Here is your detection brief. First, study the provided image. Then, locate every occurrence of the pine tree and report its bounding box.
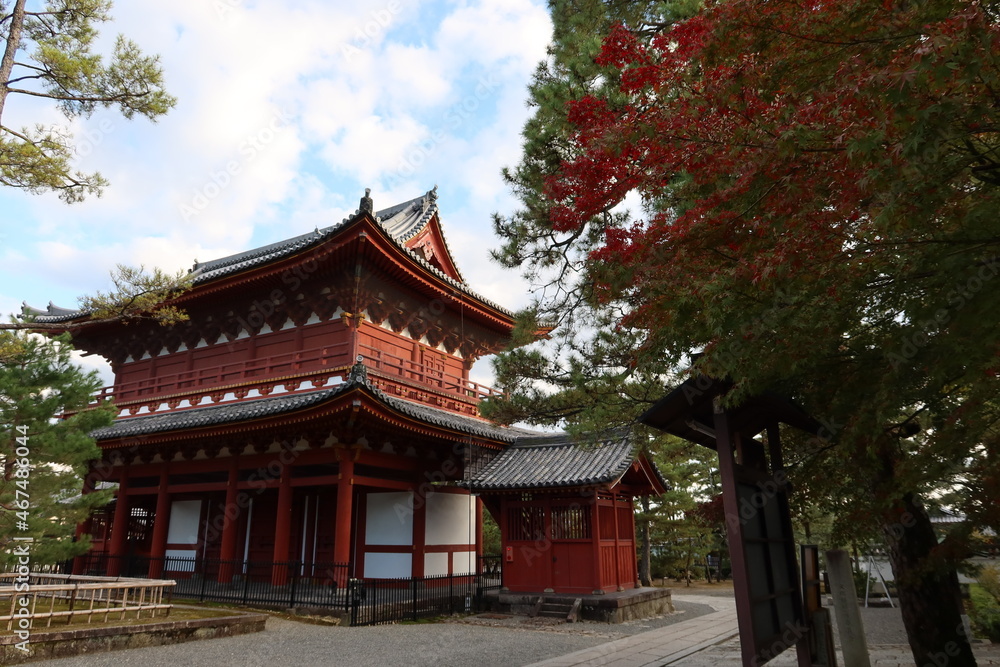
[0,331,114,565]
[0,0,175,201]
[493,0,998,662]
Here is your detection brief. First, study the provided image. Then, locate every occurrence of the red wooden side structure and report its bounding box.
[468,433,667,595]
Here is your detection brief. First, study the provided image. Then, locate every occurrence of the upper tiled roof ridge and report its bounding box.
[511,426,632,448]
[192,228,328,274]
[22,187,513,324]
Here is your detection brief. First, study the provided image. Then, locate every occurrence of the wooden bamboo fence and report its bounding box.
[0,573,175,630]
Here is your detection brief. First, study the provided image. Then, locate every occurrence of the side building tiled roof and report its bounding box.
[91,361,532,444]
[465,430,641,491]
[22,187,506,324]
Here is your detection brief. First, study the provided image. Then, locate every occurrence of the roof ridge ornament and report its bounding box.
[359,188,374,214]
[348,355,368,384]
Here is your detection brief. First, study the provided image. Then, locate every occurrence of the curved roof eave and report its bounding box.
[91,362,534,445]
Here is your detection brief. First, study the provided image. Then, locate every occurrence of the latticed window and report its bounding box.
[507,506,545,541]
[550,506,591,540]
[127,506,154,543]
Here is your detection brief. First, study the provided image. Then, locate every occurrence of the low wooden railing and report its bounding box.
[84,343,500,419]
[0,573,174,629]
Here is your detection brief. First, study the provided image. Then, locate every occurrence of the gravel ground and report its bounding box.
[444,599,718,641]
[34,618,608,667]
[34,593,718,667]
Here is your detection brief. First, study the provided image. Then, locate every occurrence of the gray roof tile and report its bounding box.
[24,188,507,324]
[466,430,637,490]
[91,362,531,443]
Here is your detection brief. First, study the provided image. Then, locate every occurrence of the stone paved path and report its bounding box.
[527,595,739,667]
[527,592,1000,667]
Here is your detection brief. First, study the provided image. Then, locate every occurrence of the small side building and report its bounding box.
[468,431,673,622]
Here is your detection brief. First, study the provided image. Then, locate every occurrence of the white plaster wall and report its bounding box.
[452,550,475,575]
[166,500,202,544]
[425,492,474,546]
[364,552,412,579]
[365,491,413,546]
[424,552,450,577]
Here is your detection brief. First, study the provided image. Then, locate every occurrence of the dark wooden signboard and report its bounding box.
[641,376,820,666]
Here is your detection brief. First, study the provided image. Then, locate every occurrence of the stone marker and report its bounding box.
[826,549,871,667]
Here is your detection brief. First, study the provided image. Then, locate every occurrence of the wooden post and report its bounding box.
[475,497,484,560]
[412,488,426,578]
[612,490,623,591]
[591,491,603,593]
[107,467,130,577]
[148,466,171,579]
[712,402,757,667]
[218,457,240,583]
[271,458,293,586]
[334,450,354,585]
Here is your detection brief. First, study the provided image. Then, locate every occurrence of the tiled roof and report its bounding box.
[91,387,341,440]
[20,301,86,323]
[23,188,508,324]
[465,430,638,490]
[91,362,530,443]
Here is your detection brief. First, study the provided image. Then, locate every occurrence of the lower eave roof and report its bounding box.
[90,362,531,444]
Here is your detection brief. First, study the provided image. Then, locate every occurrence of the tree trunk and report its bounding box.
[884,492,976,666]
[685,535,692,586]
[0,0,28,120]
[638,496,652,586]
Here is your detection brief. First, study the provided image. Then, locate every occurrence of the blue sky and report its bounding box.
[0,0,552,387]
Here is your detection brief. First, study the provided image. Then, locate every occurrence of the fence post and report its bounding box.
[450,574,454,615]
[200,558,209,601]
[289,561,299,608]
[344,563,352,616]
[242,562,251,606]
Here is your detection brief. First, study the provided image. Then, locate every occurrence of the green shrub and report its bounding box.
[853,570,877,598]
[980,564,1000,600]
[968,583,1000,642]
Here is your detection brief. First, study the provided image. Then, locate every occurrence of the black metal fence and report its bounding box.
[26,553,503,626]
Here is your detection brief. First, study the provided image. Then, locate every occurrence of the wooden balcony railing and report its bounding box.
[85,342,500,419]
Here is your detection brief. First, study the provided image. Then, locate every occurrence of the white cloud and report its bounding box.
[0,0,554,393]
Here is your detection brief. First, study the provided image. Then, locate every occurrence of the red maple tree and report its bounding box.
[540,0,999,663]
